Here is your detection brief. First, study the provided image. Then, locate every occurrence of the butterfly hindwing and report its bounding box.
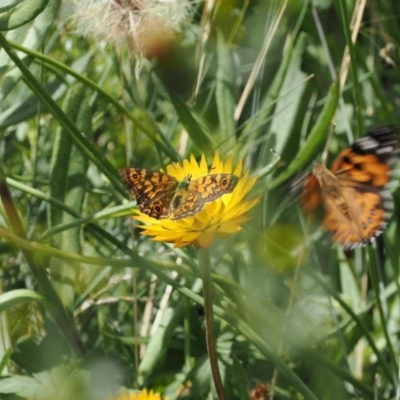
[168,174,238,220]
[169,190,204,220]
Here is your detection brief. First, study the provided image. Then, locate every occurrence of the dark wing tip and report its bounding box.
[355,125,399,163]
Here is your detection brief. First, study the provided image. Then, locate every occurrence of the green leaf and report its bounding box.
[189,356,211,398]
[216,31,236,151]
[0,289,45,313]
[268,80,339,189]
[239,38,295,160]
[172,97,212,152]
[231,356,248,400]
[0,52,92,129]
[0,0,60,98]
[0,376,44,397]
[48,83,92,308]
[0,0,49,31]
[138,292,185,384]
[268,33,308,156]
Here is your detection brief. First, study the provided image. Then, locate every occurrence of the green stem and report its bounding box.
[184,297,192,369]
[198,247,226,400]
[0,166,85,357]
[367,245,398,384]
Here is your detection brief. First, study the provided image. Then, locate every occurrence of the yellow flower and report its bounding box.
[135,154,259,248]
[109,388,168,400]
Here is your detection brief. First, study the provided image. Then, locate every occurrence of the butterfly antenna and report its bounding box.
[321,122,337,166]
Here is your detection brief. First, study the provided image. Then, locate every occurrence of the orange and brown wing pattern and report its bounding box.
[310,126,398,248]
[298,174,322,213]
[190,174,239,202]
[119,168,178,219]
[331,125,396,187]
[169,173,239,220]
[119,169,239,221]
[322,186,387,246]
[169,191,204,220]
[290,171,323,220]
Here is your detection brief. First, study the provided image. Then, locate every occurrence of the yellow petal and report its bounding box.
[196,231,216,248]
[217,221,242,234]
[233,160,243,176]
[181,231,202,242]
[223,156,232,173]
[199,154,208,175]
[211,153,223,172]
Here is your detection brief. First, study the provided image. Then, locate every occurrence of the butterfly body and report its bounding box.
[313,163,352,218]
[297,126,398,248]
[119,168,239,220]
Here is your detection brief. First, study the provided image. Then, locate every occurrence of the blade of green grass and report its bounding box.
[268,80,339,189]
[0,33,125,194]
[0,0,49,31]
[5,38,177,161]
[0,289,45,312]
[0,0,60,98]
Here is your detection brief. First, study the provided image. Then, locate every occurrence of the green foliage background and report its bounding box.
[0,0,400,399]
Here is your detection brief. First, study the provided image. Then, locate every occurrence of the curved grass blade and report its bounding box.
[7,40,177,160]
[0,289,45,313]
[0,33,124,193]
[0,0,49,31]
[0,0,60,98]
[268,80,339,189]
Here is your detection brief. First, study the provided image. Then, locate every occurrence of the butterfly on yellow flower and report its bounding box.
[119,168,239,220]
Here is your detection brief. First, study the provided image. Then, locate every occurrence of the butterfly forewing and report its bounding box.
[119,168,178,219]
[331,125,397,186]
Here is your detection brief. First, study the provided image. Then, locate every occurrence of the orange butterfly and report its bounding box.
[294,126,398,248]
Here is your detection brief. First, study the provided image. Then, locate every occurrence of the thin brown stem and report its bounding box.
[198,247,226,400]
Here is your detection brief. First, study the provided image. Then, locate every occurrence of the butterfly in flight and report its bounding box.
[119,168,239,220]
[293,126,398,248]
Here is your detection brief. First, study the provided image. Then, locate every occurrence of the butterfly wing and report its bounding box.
[331,125,396,185]
[169,174,239,220]
[169,190,205,220]
[292,173,322,213]
[315,126,398,247]
[190,174,239,202]
[322,184,389,246]
[119,168,178,219]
